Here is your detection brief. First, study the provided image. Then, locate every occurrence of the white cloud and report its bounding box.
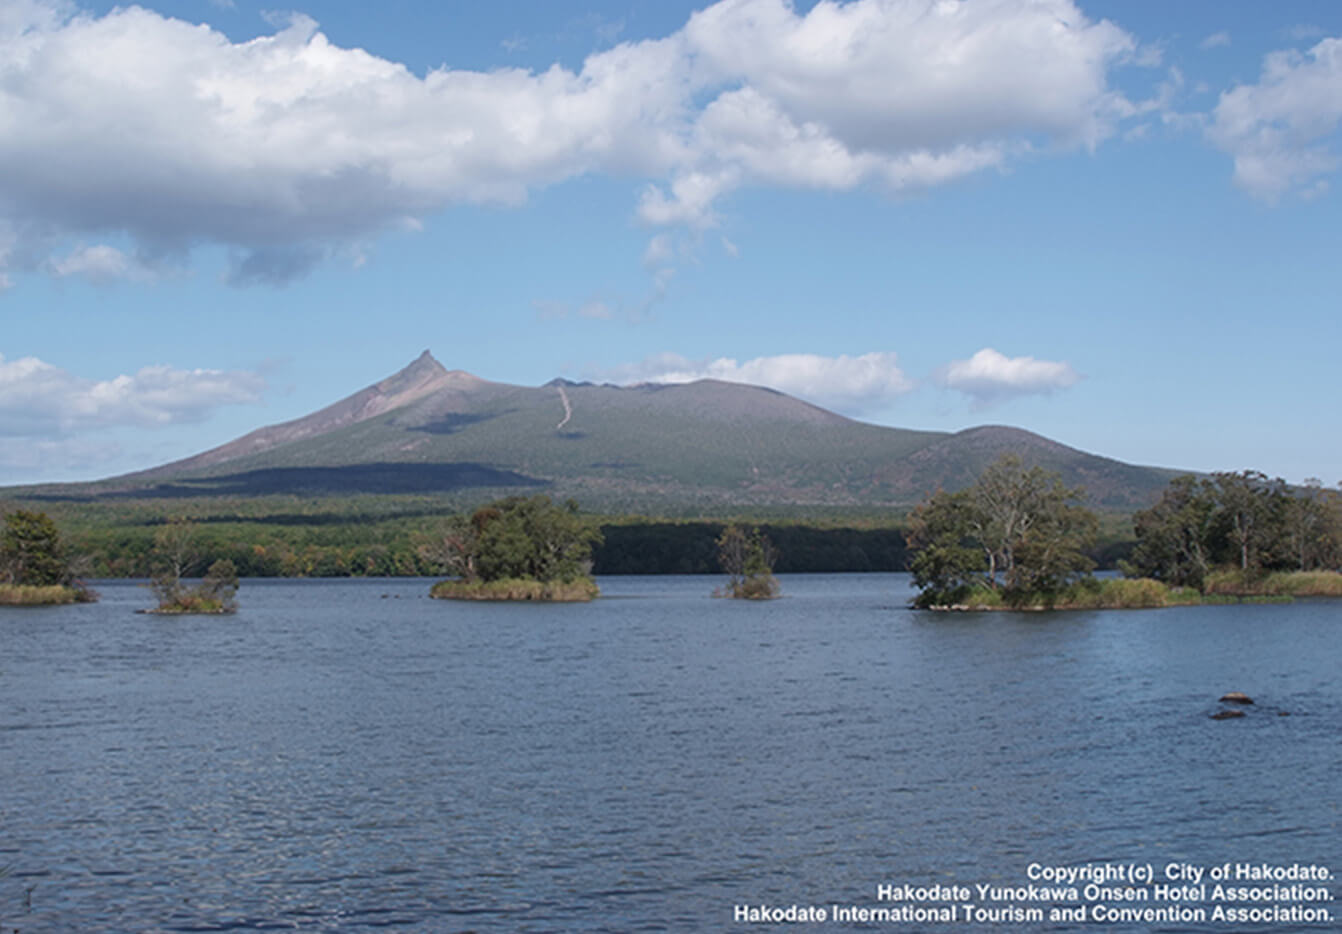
[0,353,266,437]
[0,0,1143,286]
[936,348,1080,407]
[1200,32,1231,51]
[637,170,739,228]
[48,244,154,284]
[602,350,913,412]
[1208,38,1342,200]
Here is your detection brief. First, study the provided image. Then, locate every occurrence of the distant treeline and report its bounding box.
[63,520,914,577]
[49,514,1139,579]
[594,523,911,574]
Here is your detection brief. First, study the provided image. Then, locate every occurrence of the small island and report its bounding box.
[425,495,602,602]
[144,518,239,614]
[713,523,780,599]
[907,458,1342,610]
[1,509,96,606]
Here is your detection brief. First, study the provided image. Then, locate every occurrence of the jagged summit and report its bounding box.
[398,349,448,380]
[374,350,487,398]
[128,350,491,479]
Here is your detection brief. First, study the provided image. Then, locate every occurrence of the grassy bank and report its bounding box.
[930,572,1342,611]
[934,578,1205,611]
[1204,569,1342,597]
[430,577,599,602]
[0,583,96,606]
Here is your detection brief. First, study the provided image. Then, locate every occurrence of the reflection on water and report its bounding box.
[1,575,1338,931]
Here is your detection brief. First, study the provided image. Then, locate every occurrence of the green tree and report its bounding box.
[1125,470,1339,587]
[1123,475,1219,589]
[1009,500,1098,597]
[906,489,986,607]
[716,524,779,599]
[905,456,1096,607]
[1282,478,1340,571]
[418,514,479,580]
[1213,470,1287,572]
[1,510,70,586]
[439,496,602,584]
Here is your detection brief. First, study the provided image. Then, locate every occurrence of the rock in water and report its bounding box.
[1210,709,1246,720]
[1219,692,1254,705]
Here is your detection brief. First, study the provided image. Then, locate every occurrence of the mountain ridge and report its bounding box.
[9,351,1177,512]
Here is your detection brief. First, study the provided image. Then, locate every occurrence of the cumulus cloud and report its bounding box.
[936,348,1080,408]
[0,0,1143,286]
[1200,32,1231,51]
[1208,37,1342,200]
[602,350,913,412]
[0,353,266,437]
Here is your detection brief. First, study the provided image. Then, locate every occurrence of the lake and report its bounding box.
[1,575,1338,931]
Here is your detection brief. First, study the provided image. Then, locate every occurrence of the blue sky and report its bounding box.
[2,0,1341,487]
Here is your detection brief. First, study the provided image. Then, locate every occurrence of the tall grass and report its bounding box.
[0,583,95,606]
[930,578,1201,611]
[1058,578,1202,609]
[1204,569,1342,597]
[929,571,1342,611]
[430,577,599,602]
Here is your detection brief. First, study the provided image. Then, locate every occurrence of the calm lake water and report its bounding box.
[1,575,1338,932]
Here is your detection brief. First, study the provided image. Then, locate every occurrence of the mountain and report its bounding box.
[18,351,1176,512]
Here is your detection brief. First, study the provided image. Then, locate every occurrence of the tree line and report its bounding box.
[24,510,914,578]
[906,458,1342,608]
[1122,471,1341,588]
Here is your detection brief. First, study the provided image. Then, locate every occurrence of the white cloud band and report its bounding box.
[0,0,1141,285]
[0,353,266,436]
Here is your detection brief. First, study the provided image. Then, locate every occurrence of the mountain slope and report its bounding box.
[18,352,1176,511]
